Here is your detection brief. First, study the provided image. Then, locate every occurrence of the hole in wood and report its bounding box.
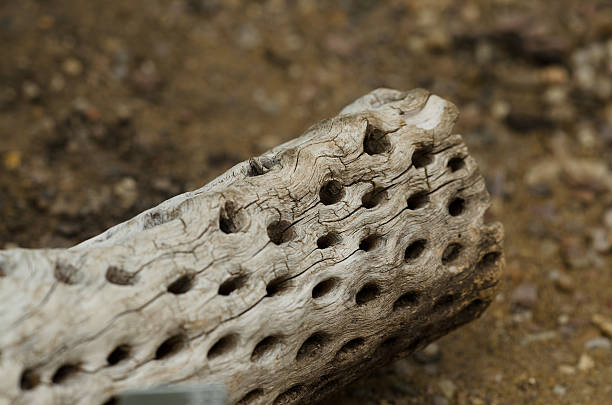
[377,336,399,354]
[238,388,265,405]
[461,299,487,317]
[218,275,246,296]
[477,251,502,271]
[296,332,330,361]
[448,156,465,172]
[273,385,306,405]
[219,201,243,234]
[441,243,463,264]
[266,277,289,297]
[54,263,80,285]
[167,273,194,295]
[105,266,136,286]
[393,291,420,310]
[106,344,131,366]
[407,191,429,210]
[359,234,381,252]
[155,333,186,360]
[143,210,179,230]
[312,278,338,299]
[319,180,344,205]
[363,124,390,155]
[335,337,366,361]
[316,232,341,249]
[101,397,119,405]
[361,186,387,209]
[251,336,282,362]
[448,197,466,216]
[246,157,277,177]
[19,368,40,390]
[51,364,79,384]
[208,334,237,360]
[433,294,456,311]
[355,282,381,305]
[267,220,294,245]
[404,239,427,262]
[412,145,434,168]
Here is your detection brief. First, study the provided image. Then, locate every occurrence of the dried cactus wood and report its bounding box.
[0,88,504,405]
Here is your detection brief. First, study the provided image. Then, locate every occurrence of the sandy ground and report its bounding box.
[2,1,612,404]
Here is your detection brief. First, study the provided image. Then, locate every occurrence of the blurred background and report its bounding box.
[1,0,612,404]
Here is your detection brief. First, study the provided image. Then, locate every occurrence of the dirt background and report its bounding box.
[2,0,612,404]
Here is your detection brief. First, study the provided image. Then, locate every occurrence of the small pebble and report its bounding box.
[520,331,558,346]
[577,353,595,371]
[414,343,441,364]
[591,227,612,253]
[62,57,83,76]
[559,365,576,375]
[552,385,567,396]
[113,177,139,209]
[510,283,538,311]
[550,270,575,293]
[592,314,612,338]
[585,337,611,350]
[438,379,456,399]
[22,81,40,100]
[3,150,21,170]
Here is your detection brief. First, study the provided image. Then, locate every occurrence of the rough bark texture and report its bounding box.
[0,88,504,405]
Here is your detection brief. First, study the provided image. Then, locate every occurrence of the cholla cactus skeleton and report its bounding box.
[0,88,504,405]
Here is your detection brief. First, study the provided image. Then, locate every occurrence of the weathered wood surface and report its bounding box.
[0,88,504,405]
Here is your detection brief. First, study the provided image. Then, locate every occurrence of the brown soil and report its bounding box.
[2,1,612,404]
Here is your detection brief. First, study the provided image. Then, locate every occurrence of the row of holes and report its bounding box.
[51,155,466,287]
[236,252,499,405]
[30,248,500,397]
[25,246,500,396]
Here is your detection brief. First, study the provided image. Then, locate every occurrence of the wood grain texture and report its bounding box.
[0,88,504,405]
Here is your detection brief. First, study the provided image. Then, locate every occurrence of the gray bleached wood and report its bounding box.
[0,88,504,405]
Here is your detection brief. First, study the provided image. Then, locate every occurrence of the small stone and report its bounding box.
[550,270,574,293]
[3,150,21,170]
[559,365,576,375]
[113,177,139,209]
[22,81,41,100]
[438,379,456,399]
[470,398,486,405]
[585,337,611,350]
[558,314,570,326]
[520,331,558,345]
[552,385,567,396]
[491,100,510,120]
[50,74,65,92]
[236,24,261,50]
[577,353,595,371]
[592,314,612,338]
[561,237,590,270]
[62,58,83,76]
[592,227,612,253]
[414,343,441,364]
[539,66,569,84]
[510,283,538,311]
